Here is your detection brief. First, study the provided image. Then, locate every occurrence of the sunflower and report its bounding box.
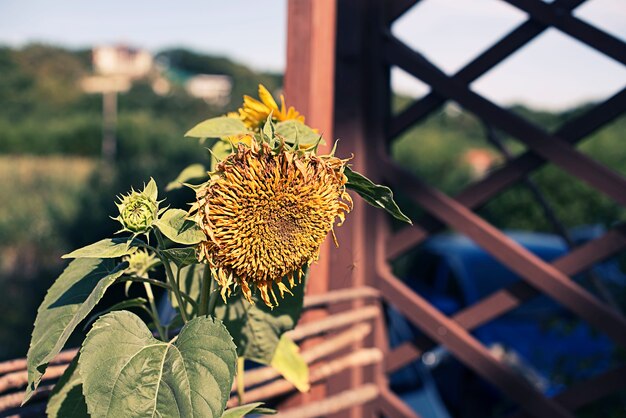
[237,84,305,130]
[191,137,352,307]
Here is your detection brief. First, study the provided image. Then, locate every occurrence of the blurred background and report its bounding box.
[0,0,624,416]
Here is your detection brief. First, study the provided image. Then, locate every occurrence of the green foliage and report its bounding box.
[185,116,249,138]
[156,208,206,245]
[166,163,208,191]
[46,355,88,418]
[62,237,141,259]
[390,100,626,232]
[25,258,127,401]
[222,403,276,417]
[80,311,237,418]
[169,263,203,316]
[274,120,321,146]
[345,167,412,224]
[161,247,198,268]
[10,42,624,418]
[214,276,306,364]
[271,335,310,392]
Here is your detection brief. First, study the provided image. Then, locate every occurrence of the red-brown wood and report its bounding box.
[284,0,626,416]
[284,0,338,409]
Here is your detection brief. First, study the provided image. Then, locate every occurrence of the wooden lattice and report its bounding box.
[286,1,626,417]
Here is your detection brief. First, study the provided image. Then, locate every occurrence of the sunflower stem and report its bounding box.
[236,357,245,405]
[207,286,219,317]
[119,276,198,311]
[143,281,166,341]
[154,229,189,323]
[198,265,212,316]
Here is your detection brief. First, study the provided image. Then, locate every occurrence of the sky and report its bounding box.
[0,0,624,110]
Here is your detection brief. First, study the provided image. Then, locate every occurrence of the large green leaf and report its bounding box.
[156,208,206,245]
[222,403,276,418]
[185,116,249,138]
[166,163,208,191]
[214,274,306,364]
[62,237,141,259]
[46,355,88,418]
[271,335,309,392]
[275,120,323,147]
[83,297,148,331]
[345,167,412,224]
[24,258,127,403]
[80,311,237,418]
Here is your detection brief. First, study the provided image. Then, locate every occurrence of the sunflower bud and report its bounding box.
[123,249,159,276]
[114,178,160,235]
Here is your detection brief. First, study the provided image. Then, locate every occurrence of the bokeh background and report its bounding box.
[0,2,625,415]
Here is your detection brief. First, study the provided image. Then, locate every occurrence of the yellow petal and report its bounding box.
[258,84,279,112]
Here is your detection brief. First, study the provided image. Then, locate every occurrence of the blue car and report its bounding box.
[387,227,625,417]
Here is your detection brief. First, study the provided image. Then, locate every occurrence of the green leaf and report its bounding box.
[275,120,324,147]
[161,247,198,268]
[186,116,249,138]
[62,237,142,259]
[156,208,206,245]
[83,297,148,331]
[46,355,89,418]
[345,167,412,224]
[214,272,307,364]
[80,311,237,418]
[166,164,208,191]
[24,258,127,403]
[222,403,276,418]
[271,335,310,392]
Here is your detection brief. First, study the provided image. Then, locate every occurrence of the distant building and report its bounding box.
[463,148,500,178]
[93,45,153,79]
[185,74,232,106]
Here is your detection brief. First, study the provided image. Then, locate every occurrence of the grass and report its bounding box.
[0,156,97,359]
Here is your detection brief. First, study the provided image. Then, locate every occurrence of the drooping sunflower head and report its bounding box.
[236,84,304,130]
[191,137,352,307]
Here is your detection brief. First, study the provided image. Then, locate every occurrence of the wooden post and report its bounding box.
[284,0,338,408]
[285,1,390,416]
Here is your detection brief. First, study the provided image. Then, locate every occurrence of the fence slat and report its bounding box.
[387,225,626,372]
[385,34,626,208]
[387,88,626,259]
[389,0,586,138]
[378,267,572,418]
